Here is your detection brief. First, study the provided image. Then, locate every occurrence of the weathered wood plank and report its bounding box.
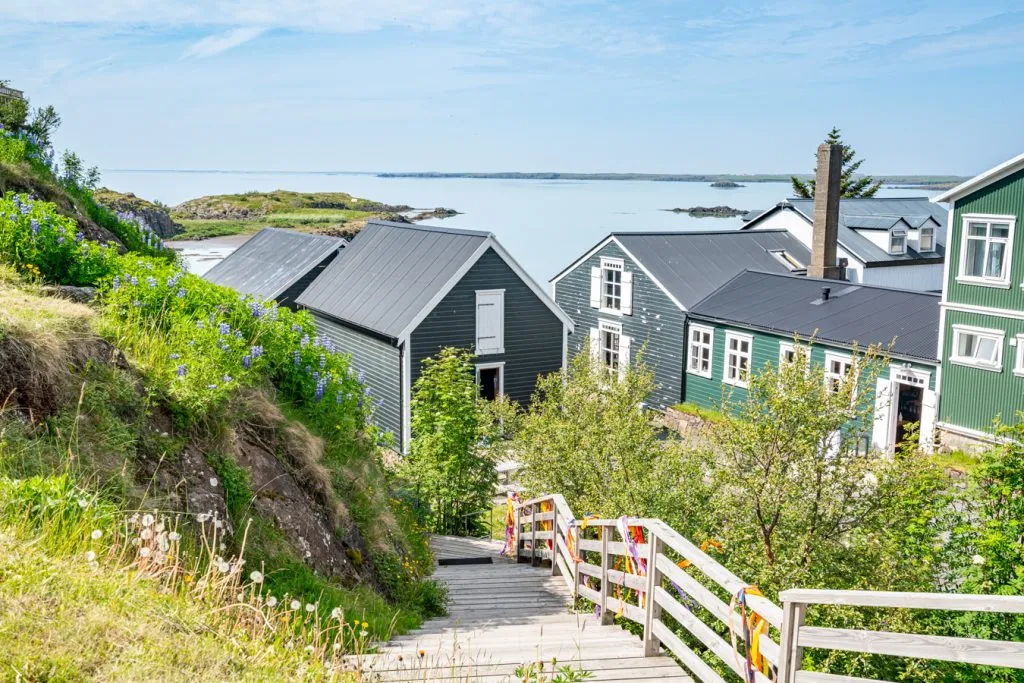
[605,595,646,624]
[652,618,727,683]
[607,567,647,591]
[795,673,893,683]
[798,626,1024,669]
[780,589,1024,614]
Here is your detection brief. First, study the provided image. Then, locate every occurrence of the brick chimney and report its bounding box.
[807,143,843,280]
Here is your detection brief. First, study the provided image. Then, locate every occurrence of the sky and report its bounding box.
[2,1,1023,175]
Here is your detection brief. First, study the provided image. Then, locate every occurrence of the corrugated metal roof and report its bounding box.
[203,228,346,301]
[296,220,490,339]
[613,230,813,309]
[781,197,947,264]
[689,270,940,362]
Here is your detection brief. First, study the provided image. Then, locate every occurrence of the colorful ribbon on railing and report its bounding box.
[500,491,521,558]
[729,585,771,683]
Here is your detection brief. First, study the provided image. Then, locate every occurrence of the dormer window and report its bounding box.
[919,226,935,252]
[889,228,907,256]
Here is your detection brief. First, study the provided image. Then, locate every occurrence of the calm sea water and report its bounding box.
[102,171,939,282]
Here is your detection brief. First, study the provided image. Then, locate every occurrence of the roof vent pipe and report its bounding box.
[821,286,831,301]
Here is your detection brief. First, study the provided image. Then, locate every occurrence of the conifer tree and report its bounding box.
[791,127,883,199]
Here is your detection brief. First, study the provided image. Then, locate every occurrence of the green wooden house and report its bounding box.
[933,152,1024,447]
[685,270,941,453]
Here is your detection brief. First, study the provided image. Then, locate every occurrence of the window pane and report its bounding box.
[986,241,1006,278]
[976,336,996,362]
[965,238,985,277]
[992,224,1010,238]
[968,223,987,236]
[957,332,975,357]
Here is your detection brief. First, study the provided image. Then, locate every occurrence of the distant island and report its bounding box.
[710,180,743,188]
[377,171,967,188]
[665,206,747,218]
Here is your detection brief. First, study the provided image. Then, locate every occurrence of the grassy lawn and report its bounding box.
[171,210,379,241]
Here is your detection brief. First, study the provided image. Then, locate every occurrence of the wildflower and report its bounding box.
[78,498,89,509]
[305,645,314,653]
[305,603,316,613]
[222,374,232,383]
[30,218,39,234]
[333,642,342,651]
[176,288,186,298]
[210,477,218,487]
[207,384,217,389]
[218,322,230,335]
[132,300,141,308]
[362,621,368,629]
[91,529,103,540]
[294,350,301,366]
[85,550,96,562]
[250,570,263,583]
[168,531,181,541]
[237,592,244,602]
[972,554,985,565]
[242,355,252,370]
[176,364,187,377]
[360,630,368,638]
[315,377,327,403]
[331,607,342,619]
[142,513,155,527]
[291,323,301,332]
[156,521,165,532]
[130,276,139,286]
[300,334,310,347]
[198,512,211,523]
[267,596,278,607]
[250,345,263,358]
[290,600,301,610]
[112,276,121,290]
[214,519,224,531]
[234,330,242,339]
[357,370,365,384]
[217,560,231,573]
[169,353,180,360]
[319,354,326,369]
[141,528,153,540]
[139,547,152,558]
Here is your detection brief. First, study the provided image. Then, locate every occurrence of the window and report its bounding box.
[769,249,805,272]
[825,353,854,395]
[889,229,907,255]
[919,226,935,252]
[950,325,1003,371]
[475,289,504,355]
[600,320,621,371]
[723,332,752,388]
[1015,335,1024,378]
[687,325,714,378]
[589,257,633,315]
[476,362,505,401]
[958,215,1015,287]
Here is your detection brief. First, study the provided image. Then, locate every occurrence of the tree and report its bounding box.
[26,105,61,149]
[401,347,499,535]
[0,81,28,132]
[791,127,883,199]
[514,343,695,522]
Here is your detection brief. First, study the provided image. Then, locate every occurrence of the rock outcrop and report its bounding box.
[93,188,184,238]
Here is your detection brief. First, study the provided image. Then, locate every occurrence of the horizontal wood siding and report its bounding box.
[946,167,1024,311]
[938,309,1024,434]
[278,252,340,310]
[312,314,403,449]
[554,241,685,410]
[410,248,564,407]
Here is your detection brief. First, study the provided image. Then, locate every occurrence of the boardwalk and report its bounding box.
[360,535,692,682]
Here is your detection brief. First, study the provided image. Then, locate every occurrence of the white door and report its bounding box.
[872,378,894,452]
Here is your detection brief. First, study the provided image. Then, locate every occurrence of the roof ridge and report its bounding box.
[367,219,492,238]
[740,269,941,297]
[787,196,934,202]
[612,229,791,237]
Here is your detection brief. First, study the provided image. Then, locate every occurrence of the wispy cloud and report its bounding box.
[182,27,266,59]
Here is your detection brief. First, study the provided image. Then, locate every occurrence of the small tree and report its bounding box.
[791,127,883,199]
[402,347,498,535]
[0,81,29,132]
[515,343,693,521]
[26,104,61,149]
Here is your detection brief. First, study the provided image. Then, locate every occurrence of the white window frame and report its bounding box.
[475,289,505,355]
[599,257,624,315]
[950,324,1004,372]
[824,351,855,396]
[598,319,623,373]
[919,225,935,253]
[889,228,907,256]
[687,324,714,378]
[723,331,753,388]
[475,361,505,398]
[957,213,1015,289]
[1014,335,1024,378]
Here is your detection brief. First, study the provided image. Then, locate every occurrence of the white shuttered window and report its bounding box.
[475,289,505,355]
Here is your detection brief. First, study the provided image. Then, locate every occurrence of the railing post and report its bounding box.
[776,599,807,683]
[642,532,663,656]
[530,503,538,567]
[513,504,521,562]
[571,523,580,604]
[599,524,613,625]
[550,503,559,576]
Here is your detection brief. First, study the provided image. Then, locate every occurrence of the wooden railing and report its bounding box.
[512,494,1024,683]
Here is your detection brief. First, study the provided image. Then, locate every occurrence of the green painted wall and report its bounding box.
[938,309,1024,433]
[939,166,1024,435]
[684,321,936,423]
[945,167,1024,310]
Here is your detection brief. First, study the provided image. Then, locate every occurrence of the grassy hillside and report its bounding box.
[0,133,445,678]
[170,190,413,241]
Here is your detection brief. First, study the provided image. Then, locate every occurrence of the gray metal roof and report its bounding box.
[745,197,947,265]
[203,228,346,301]
[688,270,940,362]
[296,220,491,340]
[613,230,813,309]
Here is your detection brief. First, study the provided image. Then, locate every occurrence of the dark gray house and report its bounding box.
[297,220,575,451]
[550,230,811,410]
[203,228,347,309]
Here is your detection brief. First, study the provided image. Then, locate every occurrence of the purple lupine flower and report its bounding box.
[248,302,264,318]
[242,355,252,370]
[218,322,230,335]
[336,391,344,404]
[305,365,312,375]
[207,384,218,390]
[291,323,301,332]
[234,330,242,339]
[357,370,365,384]
[146,276,157,288]
[314,377,327,403]
[312,371,320,382]
[58,226,65,235]
[364,386,372,397]
[219,341,230,351]
[75,232,84,242]
[196,320,205,329]
[30,219,39,234]
[250,345,263,359]
[167,273,182,287]
[222,375,232,383]
[112,276,121,290]
[130,276,139,286]
[57,236,65,244]
[300,334,310,347]
[319,354,326,369]
[177,364,187,377]
[132,300,141,307]
[293,350,301,366]
[169,353,180,360]
[176,288,186,298]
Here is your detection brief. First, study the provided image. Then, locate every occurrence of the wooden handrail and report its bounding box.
[512,493,1024,683]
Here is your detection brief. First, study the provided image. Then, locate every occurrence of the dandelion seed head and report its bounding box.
[250,570,263,583]
[91,529,102,540]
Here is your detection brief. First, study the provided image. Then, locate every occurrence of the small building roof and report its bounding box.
[570,230,812,310]
[297,220,573,342]
[688,270,940,362]
[742,197,947,266]
[934,152,1024,204]
[203,228,346,301]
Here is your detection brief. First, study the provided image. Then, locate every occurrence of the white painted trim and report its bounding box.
[561,324,568,371]
[956,213,1016,288]
[396,236,575,345]
[722,331,753,388]
[685,323,714,379]
[550,235,616,286]
[1013,334,1024,377]
[475,361,505,397]
[949,324,1004,372]
[401,339,412,454]
[941,300,1024,321]
[824,351,855,396]
[933,152,1024,204]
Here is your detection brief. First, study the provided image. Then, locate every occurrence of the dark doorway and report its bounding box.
[478,366,501,401]
[895,382,923,447]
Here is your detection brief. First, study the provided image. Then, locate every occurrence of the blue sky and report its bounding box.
[2,1,1023,175]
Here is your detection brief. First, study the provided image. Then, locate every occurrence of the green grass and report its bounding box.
[931,449,983,474]
[669,401,727,424]
[172,209,377,241]
[174,219,255,240]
